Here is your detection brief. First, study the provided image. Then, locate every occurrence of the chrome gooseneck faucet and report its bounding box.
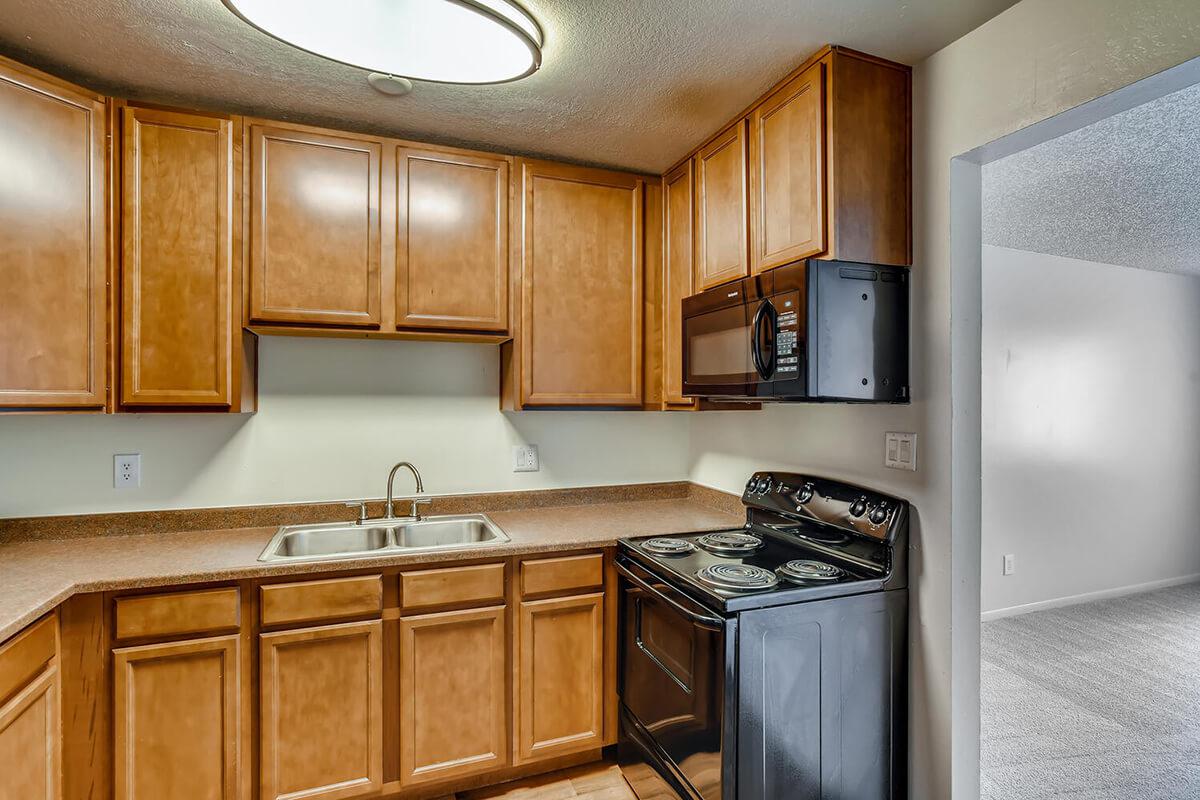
[386,461,427,520]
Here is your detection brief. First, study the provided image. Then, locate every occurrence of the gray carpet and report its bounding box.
[981,582,1200,799]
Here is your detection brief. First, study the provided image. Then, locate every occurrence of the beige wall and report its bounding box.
[688,1,1200,796]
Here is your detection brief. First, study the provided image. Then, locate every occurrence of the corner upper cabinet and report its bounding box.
[661,162,697,409]
[120,106,252,410]
[503,159,644,409]
[395,147,508,333]
[749,62,826,273]
[247,122,382,328]
[0,58,107,411]
[694,120,749,291]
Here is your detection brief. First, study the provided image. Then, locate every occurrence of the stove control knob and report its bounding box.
[869,505,889,525]
[755,476,773,494]
[745,478,757,495]
[793,483,815,505]
[849,497,868,517]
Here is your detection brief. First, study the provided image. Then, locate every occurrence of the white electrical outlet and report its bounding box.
[114,454,141,489]
[512,444,539,473]
[1003,554,1016,576]
[884,432,917,471]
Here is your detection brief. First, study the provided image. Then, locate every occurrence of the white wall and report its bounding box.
[980,245,1200,616]
[0,336,690,518]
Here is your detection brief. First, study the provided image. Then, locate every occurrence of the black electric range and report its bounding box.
[616,472,909,800]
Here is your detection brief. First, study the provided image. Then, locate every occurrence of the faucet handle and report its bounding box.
[407,495,433,519]
[345,501,370,523]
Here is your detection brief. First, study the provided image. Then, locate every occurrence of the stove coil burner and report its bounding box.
[695,563,779,592]
[695,531,764,555]
[776,559,845,583]
[639,538,696,556]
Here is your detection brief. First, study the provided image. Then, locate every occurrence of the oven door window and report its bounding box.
[621,573,724,800]
[684,303,754,386]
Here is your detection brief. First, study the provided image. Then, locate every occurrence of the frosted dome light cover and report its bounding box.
[223,0,543,84]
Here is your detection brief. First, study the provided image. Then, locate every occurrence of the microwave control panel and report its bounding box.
[774,292,801,376]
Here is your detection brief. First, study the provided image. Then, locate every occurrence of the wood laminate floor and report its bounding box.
[454,761,637,800]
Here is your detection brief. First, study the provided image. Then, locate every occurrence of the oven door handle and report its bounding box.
[615,561,725,629]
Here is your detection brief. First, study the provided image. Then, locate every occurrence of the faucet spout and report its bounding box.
[385,462,425,519]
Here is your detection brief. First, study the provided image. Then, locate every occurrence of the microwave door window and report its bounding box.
[686,305,754,385]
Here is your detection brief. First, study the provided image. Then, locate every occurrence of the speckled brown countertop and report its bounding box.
[0,490,743,643]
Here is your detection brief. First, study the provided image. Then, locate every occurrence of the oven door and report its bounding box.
[617,557,729,800]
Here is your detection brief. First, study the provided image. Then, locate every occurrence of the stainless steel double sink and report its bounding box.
[258,514,509,563]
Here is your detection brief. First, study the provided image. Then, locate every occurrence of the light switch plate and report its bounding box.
[512,444,539,473]
[884,432,917,471]
[1003,554,1016,576]
[114,453,141,488]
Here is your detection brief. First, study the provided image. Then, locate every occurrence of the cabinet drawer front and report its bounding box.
[0,615,56,710]
[521,554,604,598]
[399,563,505,613]
[261,575,383,627]
[114,587,240,641]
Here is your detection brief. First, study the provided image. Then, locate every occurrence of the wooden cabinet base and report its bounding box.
[0,666,60,800]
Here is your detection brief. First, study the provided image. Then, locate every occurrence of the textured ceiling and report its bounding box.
[983,81,1200,276]
[0,0,1017,173]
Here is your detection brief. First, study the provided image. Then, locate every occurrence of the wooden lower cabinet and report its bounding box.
[112,635,240,800]
[398,606,507,786]
[260,620,383,800]
[0,666,60,800]
[515,593,605,764]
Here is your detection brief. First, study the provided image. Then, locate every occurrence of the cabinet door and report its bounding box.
[121,107,235,406]
[248,124,382,328]
[396,147,508,332]
[0,60,106,409]
[662,162,697,409]
[260,620,382,800]
[515,593,604,763]
[516,160,644,407]
[694,120,748,291]
[0,666,59,800]
[112,636,240,800]
[749,62,826,273]
[398,606,506,786]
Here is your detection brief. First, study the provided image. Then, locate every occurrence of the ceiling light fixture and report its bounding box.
[222,0,543,85]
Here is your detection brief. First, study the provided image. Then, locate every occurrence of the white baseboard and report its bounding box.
[981,572,1200,622]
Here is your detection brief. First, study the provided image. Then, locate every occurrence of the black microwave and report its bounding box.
[681,259,909,402]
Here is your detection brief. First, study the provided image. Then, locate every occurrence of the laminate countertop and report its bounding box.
[0,497,743,643]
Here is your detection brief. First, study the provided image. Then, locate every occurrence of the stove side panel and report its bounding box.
[736,589,908,800]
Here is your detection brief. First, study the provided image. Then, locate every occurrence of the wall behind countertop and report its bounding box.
[0,336,690,518]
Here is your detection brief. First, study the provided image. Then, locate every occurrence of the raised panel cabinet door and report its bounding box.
[248,124,382,328]
[396,147,508,332]
[0,666,59,800]
[122,107,234,406]
[0,59,106,409]
[515,593,604,764]
[518,160,644,407]
[749,61,827,273]
[662,162,696,409]
[112,635,240,800]
[260,620,382,800]
[694,120,749,291]
[398,606,506,786]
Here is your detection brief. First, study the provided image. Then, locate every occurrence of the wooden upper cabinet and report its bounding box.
[112,635,241,800]
[248,123,382,328]
[694,120,749,291]
[396,147,508,332]
[749,62,826,273]
[0,58,106,410]
[509,159,644,408]
[121,107,239,407]
[661,162,697,408]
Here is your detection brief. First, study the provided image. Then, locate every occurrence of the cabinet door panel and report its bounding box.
[694,121,748,291]
[122,107,234,406]
[750,62,826,273]
[662,162,697,408]
[0,61,106,409]
[399,606,506,786]
[113,636,239,800]
[516,593,604,763]
[396,148,508,332]
[249,124,381,328]
[260,620,382,800]
[517,160,644,407]
[0,666,59,800]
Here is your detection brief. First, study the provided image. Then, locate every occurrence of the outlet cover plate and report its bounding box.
[114,453,141,489]
[512,445,539,473]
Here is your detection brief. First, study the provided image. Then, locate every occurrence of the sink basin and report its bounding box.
[258,514,508,563]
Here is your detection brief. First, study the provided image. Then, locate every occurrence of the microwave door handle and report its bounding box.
[762,299,778,378]
[751,299,777,380]
[750,300,768,379]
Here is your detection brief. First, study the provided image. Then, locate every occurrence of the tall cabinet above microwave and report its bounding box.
[681,259,909,403]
